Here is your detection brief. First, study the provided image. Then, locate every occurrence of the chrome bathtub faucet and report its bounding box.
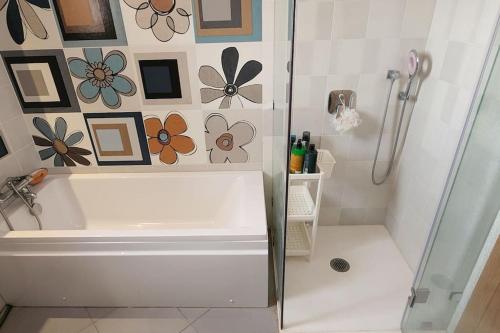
[0,174,43,231]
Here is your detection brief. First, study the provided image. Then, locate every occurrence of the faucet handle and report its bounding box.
[8,176,32,192]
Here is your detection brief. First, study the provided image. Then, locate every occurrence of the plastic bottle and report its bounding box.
[302,131,310,150]
[303,144,318,174]
[290,134,296,152]
[290,139,305,173]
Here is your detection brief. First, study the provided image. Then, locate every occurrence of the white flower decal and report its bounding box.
[123,0,192,42]
[205,114,255,163]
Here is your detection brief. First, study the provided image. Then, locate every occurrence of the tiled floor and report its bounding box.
[0,306,279,333]
[283,225,414,333]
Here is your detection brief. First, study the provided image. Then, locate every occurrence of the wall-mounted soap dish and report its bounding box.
[328,90,356,117]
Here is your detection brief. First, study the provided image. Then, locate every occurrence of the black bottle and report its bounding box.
[303,144,318,174]
[302,131,310,149]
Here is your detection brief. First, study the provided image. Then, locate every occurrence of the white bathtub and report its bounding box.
[0,171,268,307]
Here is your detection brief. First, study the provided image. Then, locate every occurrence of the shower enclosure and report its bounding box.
[272,1,500,331]
[402,16,500,332]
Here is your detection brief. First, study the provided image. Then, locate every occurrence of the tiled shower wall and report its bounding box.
[386,0,500,271]
[0,63,41,183]
[291,0,436,225]
[0,0,274,176]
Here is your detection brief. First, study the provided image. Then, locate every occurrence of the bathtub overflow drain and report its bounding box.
[330,258,350,272]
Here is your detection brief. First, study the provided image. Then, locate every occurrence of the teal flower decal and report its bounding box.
[67,48,137,109]
[32,117,92,167]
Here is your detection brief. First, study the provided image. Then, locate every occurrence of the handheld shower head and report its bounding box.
[397,49,421,101]
[373,49,422,185]
[408,49,420,78]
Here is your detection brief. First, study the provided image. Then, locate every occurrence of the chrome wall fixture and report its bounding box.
[371,50,421,185]
[328,90,357,118]
[0,174,43,231]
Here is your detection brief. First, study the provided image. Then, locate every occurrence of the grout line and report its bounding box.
[84,307,92,319]
[178,307,210,322]
[177,308,197,333]
[76,322,97,333]
[178,307,189,321]
[92,322,101,333]
[179,324,198,333]
[84,307,118,325]
[183,308,210,327]
[177,308,189,319]
[75,308,96,333]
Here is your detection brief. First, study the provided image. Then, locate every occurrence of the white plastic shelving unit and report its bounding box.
[286,149,335,260]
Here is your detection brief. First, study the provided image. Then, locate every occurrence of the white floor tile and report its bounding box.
[0,307,92,333]
[93,308,190,333]
[283,226,413,333]
[192,308,278,333]
[178,308,209,323]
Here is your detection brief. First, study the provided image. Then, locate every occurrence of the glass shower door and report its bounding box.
[272,0,296,328]
[402,19,500,333]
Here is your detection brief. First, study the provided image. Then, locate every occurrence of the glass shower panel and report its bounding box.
[402,24,500,332]
[272,0,296,327]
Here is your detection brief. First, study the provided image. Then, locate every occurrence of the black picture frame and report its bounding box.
[138,59,183,100]
[3,55,71,109]
[1,49,81,114]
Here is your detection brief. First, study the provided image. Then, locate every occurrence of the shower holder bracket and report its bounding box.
[408,287,430,307]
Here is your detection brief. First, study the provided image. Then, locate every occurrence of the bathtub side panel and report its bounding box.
[0,251,269,307]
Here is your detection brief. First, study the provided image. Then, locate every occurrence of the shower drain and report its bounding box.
[330,258,350,272]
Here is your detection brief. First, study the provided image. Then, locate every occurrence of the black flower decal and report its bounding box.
[199,47,263,109]
[1,0,50,45]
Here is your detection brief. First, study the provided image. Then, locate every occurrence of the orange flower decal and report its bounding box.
[144,113,195,164]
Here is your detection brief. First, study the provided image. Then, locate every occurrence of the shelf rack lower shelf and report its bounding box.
[286,222,311,256]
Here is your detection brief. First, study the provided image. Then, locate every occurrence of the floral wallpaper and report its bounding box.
[199,46,262,109]
[122,0,192,42]
[67,48,137,109]
[144,113,196,165]
[205,113,255,163]
[32,117,92,167]
[0,0,269,169]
